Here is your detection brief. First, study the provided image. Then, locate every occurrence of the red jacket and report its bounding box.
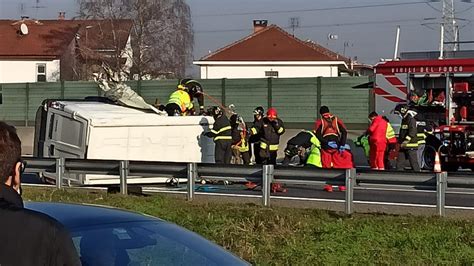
[367,116,388,144]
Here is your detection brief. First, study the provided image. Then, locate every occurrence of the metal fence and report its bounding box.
[24,157,474,217]
[1,77,370,128]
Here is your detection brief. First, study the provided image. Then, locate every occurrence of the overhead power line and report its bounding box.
[425,2,442,12]
[194,1,430,17]
[195,18,430,34]
[455,5,474,14]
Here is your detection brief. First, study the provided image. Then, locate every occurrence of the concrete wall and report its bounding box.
[0,60,60,83]
[198,64,340,79]
[194,61,345,79]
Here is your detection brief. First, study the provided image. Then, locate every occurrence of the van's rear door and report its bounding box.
[43,109,88,159]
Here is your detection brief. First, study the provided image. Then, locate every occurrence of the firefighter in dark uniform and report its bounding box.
[180,79,205,115]
[249,107,285,165]
[394,104,420,171]
[249,106,265,164]
[281,130,319,166]
[414,111,427,169]
[204,106,232,164]
[248,107,287,192]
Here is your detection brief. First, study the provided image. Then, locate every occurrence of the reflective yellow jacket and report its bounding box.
[168,90,193,113]
[306,130,322,168]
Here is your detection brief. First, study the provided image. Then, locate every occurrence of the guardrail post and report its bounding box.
[262,164,274,207]
[119,160,129,195]
[55,157,65,189]
[436,171,447,217]
[187,163,197,201]
[345,168,356,215]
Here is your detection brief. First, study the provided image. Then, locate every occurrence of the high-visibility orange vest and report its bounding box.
[321,116,340,138]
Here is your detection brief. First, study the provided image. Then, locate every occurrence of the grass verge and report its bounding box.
[23,187,473,265]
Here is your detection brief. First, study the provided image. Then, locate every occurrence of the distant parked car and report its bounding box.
[26,202,248,266]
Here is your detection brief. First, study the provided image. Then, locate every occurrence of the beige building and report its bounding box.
[194,20,352,79]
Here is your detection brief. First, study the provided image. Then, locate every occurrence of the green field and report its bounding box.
[24,187,473,265]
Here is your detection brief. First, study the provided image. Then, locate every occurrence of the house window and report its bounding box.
[36,64,46,82]
[265,71,278,78]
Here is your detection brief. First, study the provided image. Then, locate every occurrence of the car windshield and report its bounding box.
[71,221,245,266]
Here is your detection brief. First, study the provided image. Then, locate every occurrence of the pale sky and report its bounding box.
[1,0,473,66]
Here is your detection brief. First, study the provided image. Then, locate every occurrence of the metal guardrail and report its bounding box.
[23,157,474,217]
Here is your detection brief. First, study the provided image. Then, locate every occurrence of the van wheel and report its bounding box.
[422,145,436,170]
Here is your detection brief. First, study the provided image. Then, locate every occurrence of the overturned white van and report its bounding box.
[34,98,215,185]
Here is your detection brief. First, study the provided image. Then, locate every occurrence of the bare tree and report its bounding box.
[78,0,194,80]
[73,19,133,80]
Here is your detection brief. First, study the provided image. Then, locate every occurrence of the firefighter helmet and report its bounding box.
[253,106,264,117]
[393,104,409,116]
[181,79,203,96]
[177,78,192,91]
[188,83,202,96]
[177,79,187,90]
[211,106,223,118]
[267,108,278,119]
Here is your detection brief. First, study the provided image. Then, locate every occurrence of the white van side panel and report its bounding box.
[41,101,217,185]
[86,125,215,163]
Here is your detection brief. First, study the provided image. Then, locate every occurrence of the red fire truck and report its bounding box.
[374,58,474,171]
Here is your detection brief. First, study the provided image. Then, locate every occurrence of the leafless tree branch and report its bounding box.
[78,0,194,80]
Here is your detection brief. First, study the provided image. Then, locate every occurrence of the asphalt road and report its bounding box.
[142,181,474,209]
[21,171,474,211]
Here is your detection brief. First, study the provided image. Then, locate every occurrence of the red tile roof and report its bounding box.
[0,20,78,59]
[200,25,349,62]
[0,19,132,60]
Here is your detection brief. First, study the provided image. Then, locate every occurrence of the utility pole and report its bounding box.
[343,41,353,57]
[289,17,300,36]
[441,0,456,51]
[429,0,473,52]
[19,3,26,16]
[31,0,47,18]
[454,24,460,51]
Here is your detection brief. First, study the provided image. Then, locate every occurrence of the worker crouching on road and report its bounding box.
[367,112,397,170]
[204,106,232,164]
[165,79,204,116]
[394,104,420,172]
[230,114,250,164]
[315,106,354,192]
[282,129,321,167]
[248,108,287,192]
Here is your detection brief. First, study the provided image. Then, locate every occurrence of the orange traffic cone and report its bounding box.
[434,151,442,173]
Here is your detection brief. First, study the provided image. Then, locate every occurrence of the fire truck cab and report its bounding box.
[374,57,474,171]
